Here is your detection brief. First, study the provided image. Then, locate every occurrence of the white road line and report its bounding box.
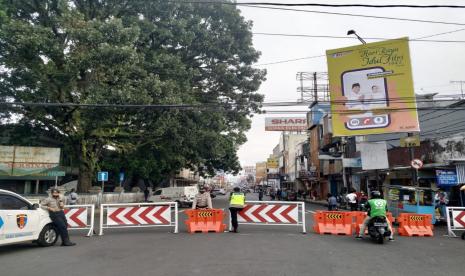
[305,210,316,214]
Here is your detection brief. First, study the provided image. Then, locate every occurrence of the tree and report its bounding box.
[0,0,265,191]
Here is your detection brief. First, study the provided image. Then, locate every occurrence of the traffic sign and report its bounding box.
[47,171,66,177]
[98,171,109,182]
[0,216,3,229]
[453,211,465,228]
[411,159,423,169]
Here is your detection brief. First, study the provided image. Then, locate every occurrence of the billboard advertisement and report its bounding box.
[265,117,307,131]
[326,37,420,136]
[255,162,267,180]
[266,157,279,169]
[0,146,61,176]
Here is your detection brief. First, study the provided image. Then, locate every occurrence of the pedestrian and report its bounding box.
[327,193,337,211]
[258,188,264,201]
[277,189,282,200]
[229,187,246,233]
[144,187,150,202]
[270,188,276,200]
[68,188,78,205]
[41,188,76,246]
[192,186,212,209]
[359,191,368,210]
[281,189,287,201]
[438,190,449,218]
[346,189,358,211]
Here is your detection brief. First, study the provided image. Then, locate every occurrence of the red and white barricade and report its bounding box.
[64,204,95,237]
[99,202,178,235]
[230,201,306,233]
[446,207,465,237]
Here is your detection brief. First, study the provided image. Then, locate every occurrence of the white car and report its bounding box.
[0,189,58,247]
[150,186,199,208]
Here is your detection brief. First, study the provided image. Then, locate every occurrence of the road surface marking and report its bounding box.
[306,210,316,214]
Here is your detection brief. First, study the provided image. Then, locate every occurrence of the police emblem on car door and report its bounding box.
[16,214,28,229]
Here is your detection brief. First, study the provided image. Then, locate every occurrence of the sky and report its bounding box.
[235,0,465,168]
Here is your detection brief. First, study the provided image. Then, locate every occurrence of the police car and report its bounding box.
[0,189,58,247]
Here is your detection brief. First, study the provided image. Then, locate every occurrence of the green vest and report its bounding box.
[368,199,387,217]
[230,192,245,207]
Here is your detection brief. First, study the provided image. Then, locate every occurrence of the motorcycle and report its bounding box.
[367,216,391,244]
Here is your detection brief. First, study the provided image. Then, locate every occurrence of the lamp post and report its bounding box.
[347,30,367,44]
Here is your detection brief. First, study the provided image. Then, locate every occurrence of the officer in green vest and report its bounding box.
[229,187,246,233]
[356,191,394,241]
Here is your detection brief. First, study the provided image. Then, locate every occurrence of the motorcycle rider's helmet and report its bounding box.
[370,191,381,199]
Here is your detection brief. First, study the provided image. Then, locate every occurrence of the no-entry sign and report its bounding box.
[411,159,423,169]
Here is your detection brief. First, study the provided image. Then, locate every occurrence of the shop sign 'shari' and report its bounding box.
[326,37,420,136]
[265,117,307,131]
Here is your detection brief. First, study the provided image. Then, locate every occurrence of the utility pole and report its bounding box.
[450,80,465,98]
[408,133,418,186]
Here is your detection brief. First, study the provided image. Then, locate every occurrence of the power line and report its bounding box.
[254,54,325,66]
[252,32,465,43]
[415,28,465,39]
[253,27,465,66]
[170,1,465,9]
[241,5,465,26]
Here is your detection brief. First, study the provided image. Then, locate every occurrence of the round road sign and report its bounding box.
[411,159,423,169]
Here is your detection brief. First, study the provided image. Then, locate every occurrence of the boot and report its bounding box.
[61,235,76,246]
[62,240,76,246]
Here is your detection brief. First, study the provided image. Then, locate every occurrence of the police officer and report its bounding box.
[229,187,246,233]
[356,191,394,241]
[192,186,213,209]
[41,188,76,246]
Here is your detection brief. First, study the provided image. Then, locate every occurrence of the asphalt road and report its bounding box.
[1,193,464,276]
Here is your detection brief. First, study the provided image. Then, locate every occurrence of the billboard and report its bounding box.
[255,162,267,180]
[400,135,420,147]
[243,166,256,175]
[266,157,279,169]
[0,146,61,176]
[326,37,420,136]
[358,142,389,170]
[265,117,307,131]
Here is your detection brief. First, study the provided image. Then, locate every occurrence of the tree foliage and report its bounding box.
[0,0,265,191]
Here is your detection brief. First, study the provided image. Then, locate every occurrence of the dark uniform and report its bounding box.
[41,191,75,246]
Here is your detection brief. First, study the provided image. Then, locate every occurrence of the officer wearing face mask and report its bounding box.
[41,188,76,246]
[192,186,213,209]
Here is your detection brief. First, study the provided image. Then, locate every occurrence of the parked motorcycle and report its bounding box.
[367,216,391,244]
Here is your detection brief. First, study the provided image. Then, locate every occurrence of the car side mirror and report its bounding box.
[32,203,40,210]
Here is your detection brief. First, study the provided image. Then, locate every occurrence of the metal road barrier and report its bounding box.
[64,204,95,237]
[99,202,178,235]
[231,201,306,233]
[446,207,465,237]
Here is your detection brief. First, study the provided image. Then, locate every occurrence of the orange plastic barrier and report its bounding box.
[184,209,226,233]
[313,211,353,235]
[352,211,395,235]
[397,213,433,237]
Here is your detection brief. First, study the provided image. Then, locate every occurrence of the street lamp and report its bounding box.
[347,30,366,44]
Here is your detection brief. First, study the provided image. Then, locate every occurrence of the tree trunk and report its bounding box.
[78,161,93,192]
[76,140,98,192]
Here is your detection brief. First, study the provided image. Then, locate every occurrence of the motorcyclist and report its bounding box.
[356,191,394,241]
